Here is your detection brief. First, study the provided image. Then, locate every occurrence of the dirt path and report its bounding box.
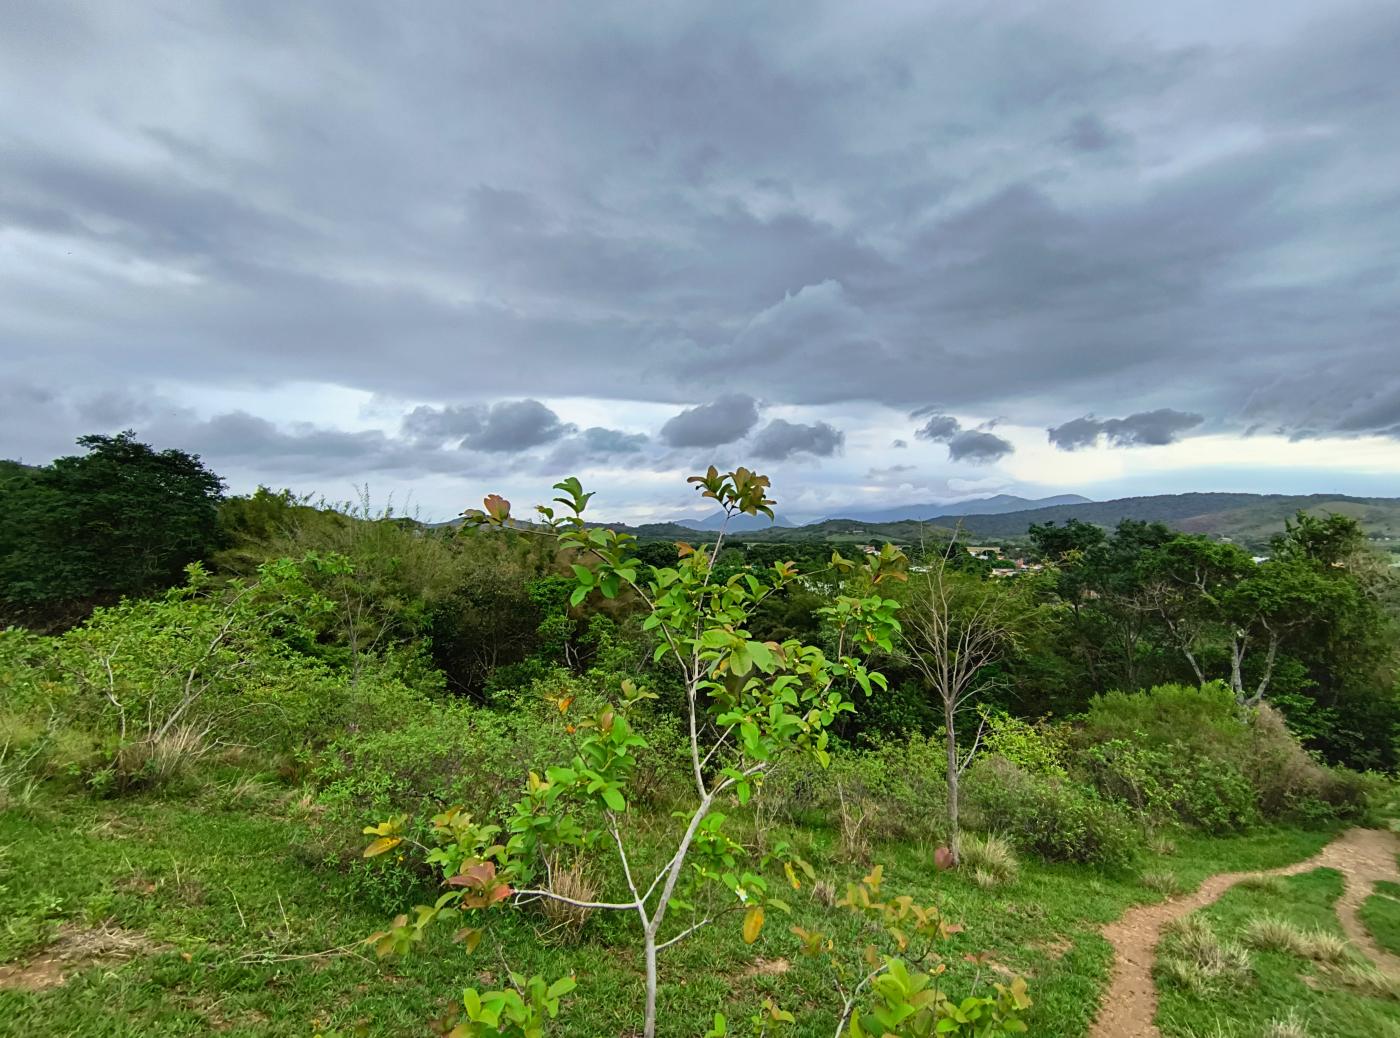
[1087,827,1400,1038]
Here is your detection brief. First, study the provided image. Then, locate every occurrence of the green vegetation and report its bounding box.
[1157,869,1400,1038]
[1,435,1397,1036]
[0,433,225,631]
[1361,881,1400,958]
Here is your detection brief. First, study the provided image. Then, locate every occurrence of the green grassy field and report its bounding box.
[1156,869,1400,1038]
[1362,880,1400,959]
[0,771,1355,1038]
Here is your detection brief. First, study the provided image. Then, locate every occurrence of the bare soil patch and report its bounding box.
[0,924,165,992]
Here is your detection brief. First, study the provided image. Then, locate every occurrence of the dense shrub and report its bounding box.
[1078,738,1259,834]
[1073,684,1372,827]
[0,561,434,791]
[758,732,950,844]
[979,710,1070,777]
[1243,704,1376,821]
[1080,682,1249,758]
[311,701,551,906]
[310,673,689,908]
[963,754,1136,868]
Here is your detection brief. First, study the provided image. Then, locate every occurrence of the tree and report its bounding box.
[1137,535,1253,687]
[0,432,226,629]
[893,544,1032,860]
[360,470,1026,1036]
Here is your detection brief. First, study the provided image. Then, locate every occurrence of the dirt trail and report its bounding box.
[1088,827,1400,1038]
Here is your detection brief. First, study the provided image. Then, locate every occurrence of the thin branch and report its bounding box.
[656,917,712,951]
[512,889,640,912]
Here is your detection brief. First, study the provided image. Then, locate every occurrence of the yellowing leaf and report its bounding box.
[363,836,402,858]
[742,905,765,945]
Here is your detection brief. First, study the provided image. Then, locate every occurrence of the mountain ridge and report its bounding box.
[815,493,1092,524]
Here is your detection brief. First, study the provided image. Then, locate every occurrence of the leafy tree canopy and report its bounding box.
[0,431,226,629]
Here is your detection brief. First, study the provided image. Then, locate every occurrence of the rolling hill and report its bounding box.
[625,492,1400,553]
[815,494,1091,524]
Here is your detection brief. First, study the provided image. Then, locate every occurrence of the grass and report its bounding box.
[953,831,1019,888]
[1156,916,1251,996]
[1241,916,1351,964]
[1360,880,1400,957]
[1142,869,1187,897]
[1156,868,1400,1038]
[0,777,1345,1038]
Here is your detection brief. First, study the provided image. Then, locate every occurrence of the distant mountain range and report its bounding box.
[643,492,1400,553]
[815,494,1092,524]
[671,493,1087,530]
[913,493,1400,544]
[674,511,798,532]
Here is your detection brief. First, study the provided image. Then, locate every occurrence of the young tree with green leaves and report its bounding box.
[361,469,1029,1037]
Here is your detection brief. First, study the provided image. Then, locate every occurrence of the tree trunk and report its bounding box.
[643,933,658,1038]
[1248,630,1280,706]
[945,695,959,863]
[1229,633,1245,701]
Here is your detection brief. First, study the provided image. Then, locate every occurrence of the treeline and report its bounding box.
[2,434,1397,772]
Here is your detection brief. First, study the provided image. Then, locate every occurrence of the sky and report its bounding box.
[2,1,1398,523]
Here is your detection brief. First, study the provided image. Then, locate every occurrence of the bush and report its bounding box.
[1079,738,1258,834]
[963,755,1136,868]
[979,710,1070,777]
[310,674,690,910]
[1074,685,1372,829]
[0,558,449,792]
[758,732,950,845]
[1080,682,1248,758]
[311,700,551,908]
[1243,705,1375,822]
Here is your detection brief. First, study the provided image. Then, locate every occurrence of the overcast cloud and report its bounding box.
[2,1,1399,521]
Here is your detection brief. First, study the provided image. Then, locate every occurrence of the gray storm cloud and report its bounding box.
[749,419,844,460]
[1,2,1398,498]
[1048,409,1206,450]
[913,412,1015,465]
[659,395,761,448]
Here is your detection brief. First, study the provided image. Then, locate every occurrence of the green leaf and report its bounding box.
[546,976,577,1000]
[601,786,626,812]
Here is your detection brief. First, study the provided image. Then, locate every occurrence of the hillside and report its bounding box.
[816,493,1092,524]
[623,492,1400,552]
[916,492,1400,548]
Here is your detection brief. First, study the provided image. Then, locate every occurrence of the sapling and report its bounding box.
[362,468,1027,1036]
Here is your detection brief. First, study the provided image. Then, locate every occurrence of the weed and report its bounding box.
[955,832,1020,887]
[1242,915,1352,963]
[536,857,597,939]
[1149,831,1179,857]
[1142,869,1187,897]
[1329,962,1400,1000]
[1157,915,1252,996]
[1236,875,1288,896]
[971,867,998,890]
[1262,1008,1312,1038]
